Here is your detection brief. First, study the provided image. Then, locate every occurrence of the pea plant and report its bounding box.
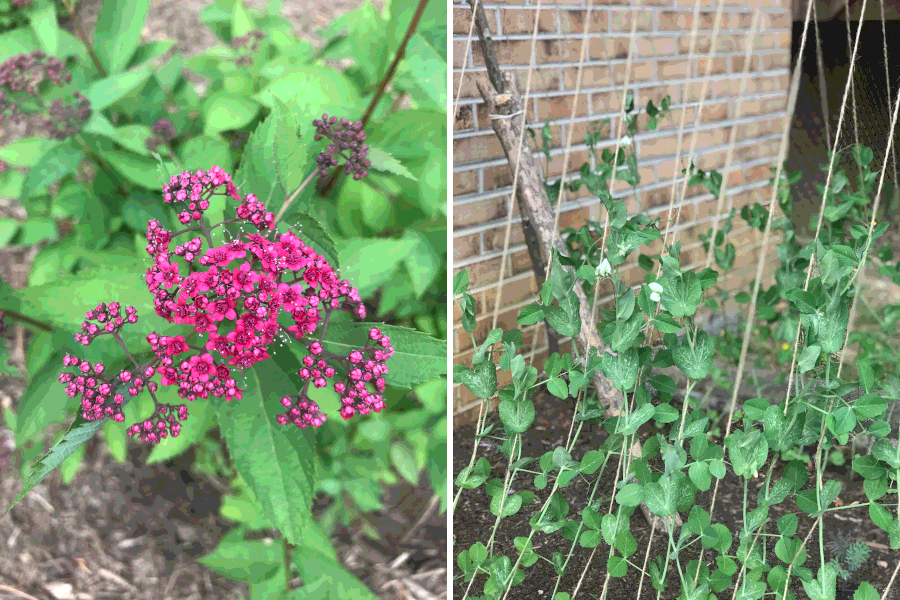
[0,0,447,596]
[454,121,900,598]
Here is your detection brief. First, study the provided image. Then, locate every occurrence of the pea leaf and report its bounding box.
[672,331,714,380]
[797,344,821,373]
[499,400,535,434]
[661,272,702,318]
[600,348,638,392]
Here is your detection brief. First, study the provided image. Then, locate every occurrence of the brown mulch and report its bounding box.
[0,420,445,600]
[0,1,446,599]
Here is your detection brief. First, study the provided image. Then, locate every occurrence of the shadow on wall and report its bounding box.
[787,17,900,238]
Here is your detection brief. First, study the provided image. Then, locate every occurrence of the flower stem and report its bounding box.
[0,308,52,332]
[60,0,108,78]
[318,0,429,197]
[272,170,318,228]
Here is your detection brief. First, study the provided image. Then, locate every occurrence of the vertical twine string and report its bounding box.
[880,0,899,216]
[694,0,760,536]
[837,5,898,382]
[844,1,863,181]
[706,0,816,525]
[600,5,722,597]
[545,0,602,259]
[488,0,545,334]
[812,0,832,145]
[568,0,648,600]
[782,0,870,415]
[451,0,545,549]
[605,0,708,357]
[688,8,762,587]
[658,1,725,261]
[703,11,763,274]
[451,0,485,424]
[453,0,480,121]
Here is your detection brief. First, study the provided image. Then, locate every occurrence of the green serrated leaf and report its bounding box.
[323,323,445,389]
[6,415,106,514]
[93,0,151,73]
[287,213,340,268]
[212,357,315,545]
[367,146,418,181]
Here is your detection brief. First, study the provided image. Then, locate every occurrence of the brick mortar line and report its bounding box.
[453,93,787,144]
[453,175,775,258]
[452,226,772,343]
[455,3,788,12]
[452,69,788,115]
[451,66,788,100]
[451,47,786,76]
[455,69,788,93]
[464,36,793,68]
[452,27,792,42]
[453,117,787,173]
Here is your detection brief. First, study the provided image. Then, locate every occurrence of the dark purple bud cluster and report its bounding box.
[0,50,69,93]
[231,30,265,66]
[0,310,6,337]
[313,115,371,181]
[146,118,177,152]
[45,91,92,141]
[228,130,250,151]
[12,0,33,6]
[0,51,88,140]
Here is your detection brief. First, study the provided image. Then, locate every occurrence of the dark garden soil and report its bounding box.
[453,389,898,600]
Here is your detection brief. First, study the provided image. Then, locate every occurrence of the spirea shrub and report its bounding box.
[56,161,396,445]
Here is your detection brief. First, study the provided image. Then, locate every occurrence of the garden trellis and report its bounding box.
[453,0,900,597]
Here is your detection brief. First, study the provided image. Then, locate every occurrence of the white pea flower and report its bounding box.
[595,257,612,278]
[619,135,632,146]
[648,281,663,303]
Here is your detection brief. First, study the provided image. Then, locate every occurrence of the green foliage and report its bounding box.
[454,86,900,599]
[1,1,447,598]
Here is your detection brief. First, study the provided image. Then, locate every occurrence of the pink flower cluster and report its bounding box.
[276,327,393,427]
[74,301,137,346]
[58,165,394,443]
[59,303,185,441]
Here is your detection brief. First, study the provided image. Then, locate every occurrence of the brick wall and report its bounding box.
[452,0,793,425]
